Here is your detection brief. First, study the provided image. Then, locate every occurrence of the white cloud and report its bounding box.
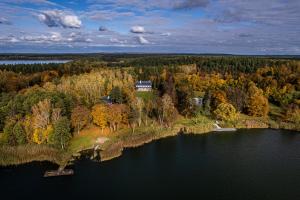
[137,35,149,44]
[130,26,146,33]
[2,0,58,6]
[161,32,171,36]
[38,10,81,28]
[0,17,11,25]
[110,38,127,44]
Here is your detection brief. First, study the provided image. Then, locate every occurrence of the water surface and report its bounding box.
[0,129,299,200]
[0,60,71,65]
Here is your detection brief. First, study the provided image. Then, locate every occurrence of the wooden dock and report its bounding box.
[44,169,74,177]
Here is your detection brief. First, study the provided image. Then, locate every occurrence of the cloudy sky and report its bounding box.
[0,0,299,54]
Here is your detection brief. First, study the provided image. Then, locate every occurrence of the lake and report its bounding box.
[0,129,299,200]
[0,60,71,65]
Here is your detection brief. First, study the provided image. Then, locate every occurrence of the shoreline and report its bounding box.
[0,119,299,168]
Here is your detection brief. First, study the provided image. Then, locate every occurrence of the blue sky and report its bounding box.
[0,0,299,54]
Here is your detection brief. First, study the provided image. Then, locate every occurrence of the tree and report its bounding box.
[13,122,27,145]
[91,104,108,133]
[211,90,227,111]
[110,86,125,104]
[128,107,139,133]
[131,98,144,127]
[51,108,61,124]
[32,99,51,130]
[225,86,247,112]
[158,94,178,127]
[176,81,196,117]
[106,104,128,132]
[71,105,91,134]
[246,82,269,117]
[49,117,71,149]
[213,102,238,122]
[3,120,16,145]
[33,125,53,144]
[2,119,27,145]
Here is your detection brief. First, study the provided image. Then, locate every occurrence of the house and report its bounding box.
[135,80,152,91]
[100,95,112,105]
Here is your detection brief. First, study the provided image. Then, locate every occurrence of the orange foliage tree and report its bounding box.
[91,104,108,133]
[246,82,269,117]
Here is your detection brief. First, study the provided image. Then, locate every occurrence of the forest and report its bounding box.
[0,54,299,164]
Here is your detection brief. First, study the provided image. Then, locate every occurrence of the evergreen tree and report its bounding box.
[110,86,125,104]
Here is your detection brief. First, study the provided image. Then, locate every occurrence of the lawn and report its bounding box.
[68,126,109,153]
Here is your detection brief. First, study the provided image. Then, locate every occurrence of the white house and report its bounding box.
[135,80,152,92]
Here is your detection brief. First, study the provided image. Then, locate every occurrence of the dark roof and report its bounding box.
[135,80,152,88]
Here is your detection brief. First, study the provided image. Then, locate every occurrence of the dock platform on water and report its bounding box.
[44,169,74,177]
[213,121,237,132]
[213,128,237,132]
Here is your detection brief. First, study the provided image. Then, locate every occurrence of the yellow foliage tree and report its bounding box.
[213,102,238,122]
[32,125,53,144]
[246,82,269,117]
[91,104,108,133]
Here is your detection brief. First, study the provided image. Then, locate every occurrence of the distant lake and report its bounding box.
[0,60,71,65]
[0,129,299,200]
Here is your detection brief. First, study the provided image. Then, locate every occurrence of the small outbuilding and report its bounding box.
[193,97,203,107]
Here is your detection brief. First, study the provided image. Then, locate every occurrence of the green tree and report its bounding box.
[13,122,27,145]
[49,117,71,150]
[110,86,125,104]
[3,120,15,145]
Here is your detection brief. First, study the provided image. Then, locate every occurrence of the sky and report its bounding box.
[0,0,299,54]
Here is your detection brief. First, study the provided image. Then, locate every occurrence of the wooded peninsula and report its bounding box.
[0,54,299,167]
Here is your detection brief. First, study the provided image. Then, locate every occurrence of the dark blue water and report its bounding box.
[0,129,299,200]
[0,60,71,65]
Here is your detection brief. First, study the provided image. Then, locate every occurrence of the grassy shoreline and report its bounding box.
[0,145,71,167]
[0,115,299,167]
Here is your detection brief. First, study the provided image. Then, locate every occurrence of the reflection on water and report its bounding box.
[0,129,299,200]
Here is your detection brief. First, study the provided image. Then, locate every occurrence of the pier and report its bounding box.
[213,121,237,132]
[44,168,74,177]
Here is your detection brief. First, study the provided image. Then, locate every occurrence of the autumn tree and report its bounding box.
[71,105,91,134]
[128,107,139,133]
[106,104,129,132]
[158,94,178,127]
[91,104,108,133]
[211,90,227,111]
[31,99,51,144]
[213,102,238,122]
[246,82,269,117]
[176,80,196,117]
[32,99,51,130]
[225,86,247,112]
[131,98,144,127]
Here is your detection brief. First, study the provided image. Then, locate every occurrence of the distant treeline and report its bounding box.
[0,54,298,75]
[0,63,62,74]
